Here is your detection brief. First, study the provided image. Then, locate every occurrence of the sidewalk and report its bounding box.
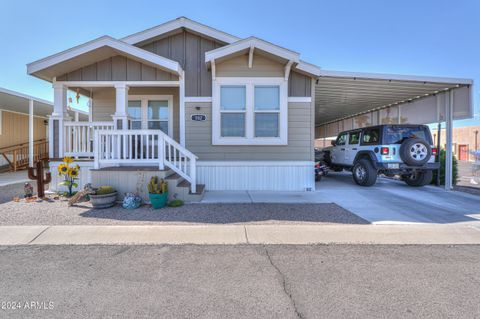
[2,224,480,245]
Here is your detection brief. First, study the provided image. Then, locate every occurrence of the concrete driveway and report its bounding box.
[202,172,480,225]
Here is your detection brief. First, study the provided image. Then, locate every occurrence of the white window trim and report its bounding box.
[128,95,173,137]
[212,77,288,145]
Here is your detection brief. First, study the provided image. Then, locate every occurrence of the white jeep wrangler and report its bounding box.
[323,124,440,186]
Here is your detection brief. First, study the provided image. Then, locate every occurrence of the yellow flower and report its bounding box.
[63,156,74,164]
[68,167,79,178]
[58,163,68,175]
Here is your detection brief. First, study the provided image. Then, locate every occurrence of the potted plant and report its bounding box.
[57,156,80,197]
[147,176,168,209]
[89,186,117,209]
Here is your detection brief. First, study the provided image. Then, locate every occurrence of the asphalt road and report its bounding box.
[1,245,479,319]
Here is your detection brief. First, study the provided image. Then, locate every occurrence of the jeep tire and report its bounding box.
[352,159,377,186]
[399,138,432,166]
[403,170,433,187]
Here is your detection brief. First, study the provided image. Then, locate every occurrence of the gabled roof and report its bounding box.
[27,36,183,81]
[205,36,300,64]
[122,16,240,45]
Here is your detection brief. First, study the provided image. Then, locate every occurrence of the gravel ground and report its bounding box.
[0,188,367,226]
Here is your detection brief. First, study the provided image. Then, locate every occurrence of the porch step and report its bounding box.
[176,180,205,202]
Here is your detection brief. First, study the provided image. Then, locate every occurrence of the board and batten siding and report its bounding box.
[56,56,178,81]
[185,102,314,161]
[139,30,223,97]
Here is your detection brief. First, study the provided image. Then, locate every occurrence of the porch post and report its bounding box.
[445,90,454,191]
[113,83,129,130]
[51,83,70,158]
[28,99,34,167]
[179,70,186,146]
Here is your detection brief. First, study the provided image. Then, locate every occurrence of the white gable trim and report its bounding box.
[122,17,240,45]
[205,37,300,64]
[27,36,183,76]
[295,60,322,77]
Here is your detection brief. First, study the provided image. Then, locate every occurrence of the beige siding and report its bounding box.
[185,102,313,161]
[0,110,47,148]
[91,88,115,122]
[216,53,284,77]
[57,56,178,82]
[91,87,180,142]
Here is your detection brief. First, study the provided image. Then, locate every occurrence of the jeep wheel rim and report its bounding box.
[409,143,428,161]
[355,166,366,180]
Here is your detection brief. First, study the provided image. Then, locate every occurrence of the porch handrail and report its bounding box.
[93,129,198,193]
[64,121,114,157]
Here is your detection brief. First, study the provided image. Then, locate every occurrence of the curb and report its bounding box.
[1,224,480,245]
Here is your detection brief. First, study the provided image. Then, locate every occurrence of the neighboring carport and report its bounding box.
[314,70,474,190]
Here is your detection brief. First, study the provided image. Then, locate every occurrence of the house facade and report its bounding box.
[27,17,320,200]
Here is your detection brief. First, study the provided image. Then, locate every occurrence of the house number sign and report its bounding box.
[191,114,207,121]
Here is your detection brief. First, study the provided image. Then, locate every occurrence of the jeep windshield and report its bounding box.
[383,126,433,144]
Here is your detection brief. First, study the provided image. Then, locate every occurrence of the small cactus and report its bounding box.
[147,176,168,194]
[28,161,51,198]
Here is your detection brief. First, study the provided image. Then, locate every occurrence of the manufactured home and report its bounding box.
[27,17,473,201]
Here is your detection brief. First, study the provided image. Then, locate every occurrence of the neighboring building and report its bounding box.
[0,87,87,171]
[431,126,480,161]
[26,17,473,198]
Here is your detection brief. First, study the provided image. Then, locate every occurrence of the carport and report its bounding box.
[314,70,474,190]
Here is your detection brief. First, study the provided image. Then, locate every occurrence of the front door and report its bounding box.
[128,95,173,137]
[345,130,361,165]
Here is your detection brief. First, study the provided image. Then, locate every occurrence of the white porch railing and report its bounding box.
[64,121,114,157]
[94,129,198,193]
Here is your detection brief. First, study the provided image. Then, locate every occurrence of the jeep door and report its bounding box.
[331,132,348,165]
[345,130,361,165]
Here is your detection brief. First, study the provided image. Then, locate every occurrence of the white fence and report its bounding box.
[94,129,198,193]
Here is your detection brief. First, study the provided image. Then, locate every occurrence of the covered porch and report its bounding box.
[27,36,199,194]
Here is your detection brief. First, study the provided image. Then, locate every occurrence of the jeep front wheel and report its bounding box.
[403,170,433,187]
[352,159,377,186]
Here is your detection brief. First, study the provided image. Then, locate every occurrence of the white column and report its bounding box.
[113,84,129,130]
[52,83,69,157]
[29,99,34,167]
[88,97,93,122]
[74,111,79,122]
[179,71,186,146]
[445,90,454,191]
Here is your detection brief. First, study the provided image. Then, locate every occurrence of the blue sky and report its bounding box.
[0,0,478,126]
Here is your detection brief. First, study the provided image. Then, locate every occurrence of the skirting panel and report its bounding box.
[49,161,94,192]
[197,161,315,191]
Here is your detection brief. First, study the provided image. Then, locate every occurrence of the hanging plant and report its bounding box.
[58,156,80,197]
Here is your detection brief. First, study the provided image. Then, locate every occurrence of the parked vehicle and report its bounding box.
[323,124,440,186]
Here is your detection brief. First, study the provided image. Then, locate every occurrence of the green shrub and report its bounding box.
[168,199,184,207]
[96,186,116,195]
[432,149,458,186]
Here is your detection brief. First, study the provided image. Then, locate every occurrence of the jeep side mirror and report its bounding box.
[331,140,336,146]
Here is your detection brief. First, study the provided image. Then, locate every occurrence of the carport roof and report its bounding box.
[315,70,473,126]
[0,87,87,119]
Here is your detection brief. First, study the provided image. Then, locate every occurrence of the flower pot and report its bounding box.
[148,192,168,209]
[90,192,118,209]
